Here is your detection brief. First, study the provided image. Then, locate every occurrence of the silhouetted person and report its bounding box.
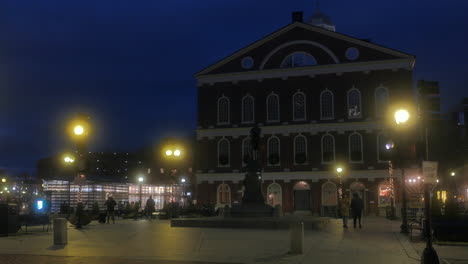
[339,193,350,228]
[146,196,156,220]
[104,196,117,224]
[351,192,364,228]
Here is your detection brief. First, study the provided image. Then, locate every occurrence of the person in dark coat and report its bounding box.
[104,196,117,224]
[146,196,156,220]
[350,192,364,228]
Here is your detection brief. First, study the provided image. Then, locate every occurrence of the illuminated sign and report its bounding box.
[36,200,44,210]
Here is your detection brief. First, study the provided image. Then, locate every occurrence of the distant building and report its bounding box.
[194,10,416,216]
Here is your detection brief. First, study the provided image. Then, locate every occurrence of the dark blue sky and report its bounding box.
[1,0,467,174]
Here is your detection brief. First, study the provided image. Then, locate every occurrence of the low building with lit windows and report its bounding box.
[194,9,416,216]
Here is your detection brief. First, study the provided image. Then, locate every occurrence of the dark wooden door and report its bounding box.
[294,190,310,211]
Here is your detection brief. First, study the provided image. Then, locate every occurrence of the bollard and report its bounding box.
[53,218,68,245]
[290,222,304,254]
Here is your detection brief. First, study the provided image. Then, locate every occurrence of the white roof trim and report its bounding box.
[197,59,414,86]
[260,40,340,69]
[195,22,414,77]
[196,121,386,140]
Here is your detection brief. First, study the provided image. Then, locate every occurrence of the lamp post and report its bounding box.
[164,146,183,204]
[62,154,75,216]
[138,176,144,205]
[421,161,440,264]
[394,109,410,234]
[336,167,344,199]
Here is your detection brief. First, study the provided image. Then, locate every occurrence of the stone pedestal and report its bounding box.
[231,203,274,217]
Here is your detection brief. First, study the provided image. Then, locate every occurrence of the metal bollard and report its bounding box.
[290,222,304,254]
[53,218,68,245]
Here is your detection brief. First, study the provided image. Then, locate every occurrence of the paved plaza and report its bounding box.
[0,217,466,264]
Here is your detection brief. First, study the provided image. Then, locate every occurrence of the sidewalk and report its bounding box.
[0,217,463,264]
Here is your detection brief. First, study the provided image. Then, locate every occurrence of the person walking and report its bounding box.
[104,196,117,224]
[351,192,364,228]
[339,193,350,228]
[146,196,156,220]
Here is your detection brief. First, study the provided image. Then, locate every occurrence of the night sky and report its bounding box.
[1,0,467,175]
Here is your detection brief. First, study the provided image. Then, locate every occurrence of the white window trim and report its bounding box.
[217,138,230,167]
[241,94,255,124]
[375,85,389,118]
[241,137,251,166]
[217,95,230,125]
[293,134,308,165]
[267,136,281,166]
[377,132,389,163]
[280,51,317,68]
[267,183,282,207]
[348,132,364,163]
[266,92,280,123]
[217,183,231,206]
[321,133,335,164]
[320,89,335,120]
[292,90,307,121]
[321,181,338,206]
[347,86,362,119]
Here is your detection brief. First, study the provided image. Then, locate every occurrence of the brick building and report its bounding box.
[194,10,416,216]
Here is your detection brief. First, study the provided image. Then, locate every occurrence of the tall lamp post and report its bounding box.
[164,147,183,204]
[421,161,440,264]
[68,116,91,208]
[63,154,75,215]
[394,109,410,234]
[138,176,144,205]
[336,167,344,199]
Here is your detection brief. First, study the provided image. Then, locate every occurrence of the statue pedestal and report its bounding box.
[230,203,274,218]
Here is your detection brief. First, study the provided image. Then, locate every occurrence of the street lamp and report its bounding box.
[450,171,455,177]
[138,176,144,205]
[394,108,410,234]
[174,149,181,157]
[165,150,173,156]
[336,167,344,199]
[1,178,6,183]
[73,125,85,136]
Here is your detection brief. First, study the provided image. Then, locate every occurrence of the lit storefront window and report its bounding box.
[378,184,392,206]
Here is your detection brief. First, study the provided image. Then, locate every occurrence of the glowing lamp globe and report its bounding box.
[74,125,85,136]
[394,109,410,125]
[174,149,181,157]
[336,167,343,173]
[165,150,173,156]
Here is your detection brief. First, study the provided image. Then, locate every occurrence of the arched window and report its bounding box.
[321,182,338,206]
[377,132,391,162]
[375,86,389,117]
[347,88,362,118]
[217,184,231,205]
[349,133,363,162]
[267,183,282,207]
[321,134,335,163]
[242,137,251,165]
[293,91,306,121]
[267,93,280,122]
[320,90,334,120]
[280,51,317,68]
[241,95,254,123]
[294,135,307,164]
[267,136,280,165]
[217,96,230,124]
[218,138,230,166]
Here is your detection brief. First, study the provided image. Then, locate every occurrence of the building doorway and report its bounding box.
[349,181,366,213]
[293,181,311,212]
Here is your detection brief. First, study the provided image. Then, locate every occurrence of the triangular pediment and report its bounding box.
[196,22,414,77]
